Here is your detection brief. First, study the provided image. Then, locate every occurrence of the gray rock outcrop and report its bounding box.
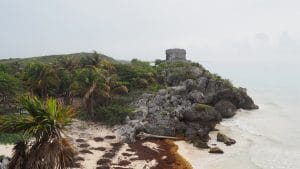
[214,100,237,118]
[116,60,258,146]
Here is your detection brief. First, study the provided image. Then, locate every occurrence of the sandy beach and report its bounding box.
[0,119,192,169]
[0,144,13,157]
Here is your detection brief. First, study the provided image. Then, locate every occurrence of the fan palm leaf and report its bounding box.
[0,96,77,169]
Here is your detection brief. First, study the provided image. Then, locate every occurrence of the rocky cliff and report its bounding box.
[116,60,258,148]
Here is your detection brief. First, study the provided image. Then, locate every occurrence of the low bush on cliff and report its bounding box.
[156,61,203,85]
[223,79,234,89]
[204,71,234,89]
[114,59,157,89]
[193,103,211,111]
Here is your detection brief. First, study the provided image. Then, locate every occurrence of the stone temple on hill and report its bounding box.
[166,48,186,61]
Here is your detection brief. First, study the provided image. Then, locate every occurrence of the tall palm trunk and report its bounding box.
[84,82,97,117]
[63,92,72,105]
[85,96,94,117]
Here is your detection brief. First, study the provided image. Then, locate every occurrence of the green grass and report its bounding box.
[0,52,115,66]
[0,132,29,144]
[148,83,165,93]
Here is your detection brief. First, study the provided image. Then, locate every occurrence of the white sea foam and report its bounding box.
[177,98,300,169]
[177,60,300,169]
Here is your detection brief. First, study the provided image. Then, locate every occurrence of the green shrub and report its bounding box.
[148,83,164,93]
[154,59,163,65]
[206,72,222,81]
[136,78,149,88]
[156,61,203,85]
[95,105,134,126]
[76,109,93,121]
[165,68,198,85]
[114,59,156,89]
[0,132,30,144]
[224,79,234,89]
[111,85,129,95]
[193,103,210,111]
[205,71,235,89]
[0,64,8,72]
[0,72,22,114]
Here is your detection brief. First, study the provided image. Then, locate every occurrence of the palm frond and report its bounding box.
[2,96,78,169]
[0,115,36,134]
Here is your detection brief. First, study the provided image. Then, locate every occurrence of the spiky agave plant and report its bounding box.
[0,96,77,169]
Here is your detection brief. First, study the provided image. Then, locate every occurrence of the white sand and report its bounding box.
[0,144,13,157]
[69,120,157,169]
[0,119,155,169]
[67,119,118,169]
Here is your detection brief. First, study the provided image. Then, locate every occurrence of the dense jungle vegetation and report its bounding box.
[0,52,233,144]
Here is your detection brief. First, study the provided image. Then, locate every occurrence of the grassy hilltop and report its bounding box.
[0,52,114,65]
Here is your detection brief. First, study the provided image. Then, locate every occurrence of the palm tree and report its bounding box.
[71,66,109,116]
[57,69,74,105]
[79,52,101,67]
[23,63,59,98]
[0,96,77,169]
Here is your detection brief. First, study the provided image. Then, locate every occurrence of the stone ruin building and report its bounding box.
[166,48,186,61]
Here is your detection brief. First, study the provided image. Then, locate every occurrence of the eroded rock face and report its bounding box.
[183,105,221,122]
[214,100,237,118]
[116,61,258,145]
[211,88,259,110]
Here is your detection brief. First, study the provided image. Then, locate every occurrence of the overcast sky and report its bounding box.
[0,0,300,62]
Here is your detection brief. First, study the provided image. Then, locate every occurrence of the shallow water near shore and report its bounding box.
[177,60,300,169]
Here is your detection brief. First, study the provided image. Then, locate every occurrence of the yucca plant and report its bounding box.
[0,96,77,169]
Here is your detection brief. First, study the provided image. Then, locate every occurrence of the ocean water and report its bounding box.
[177,60,300,169]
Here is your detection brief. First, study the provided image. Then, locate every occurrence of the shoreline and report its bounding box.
[1,121,245,169]
[175,118,260,169]
[0,119,193,169]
